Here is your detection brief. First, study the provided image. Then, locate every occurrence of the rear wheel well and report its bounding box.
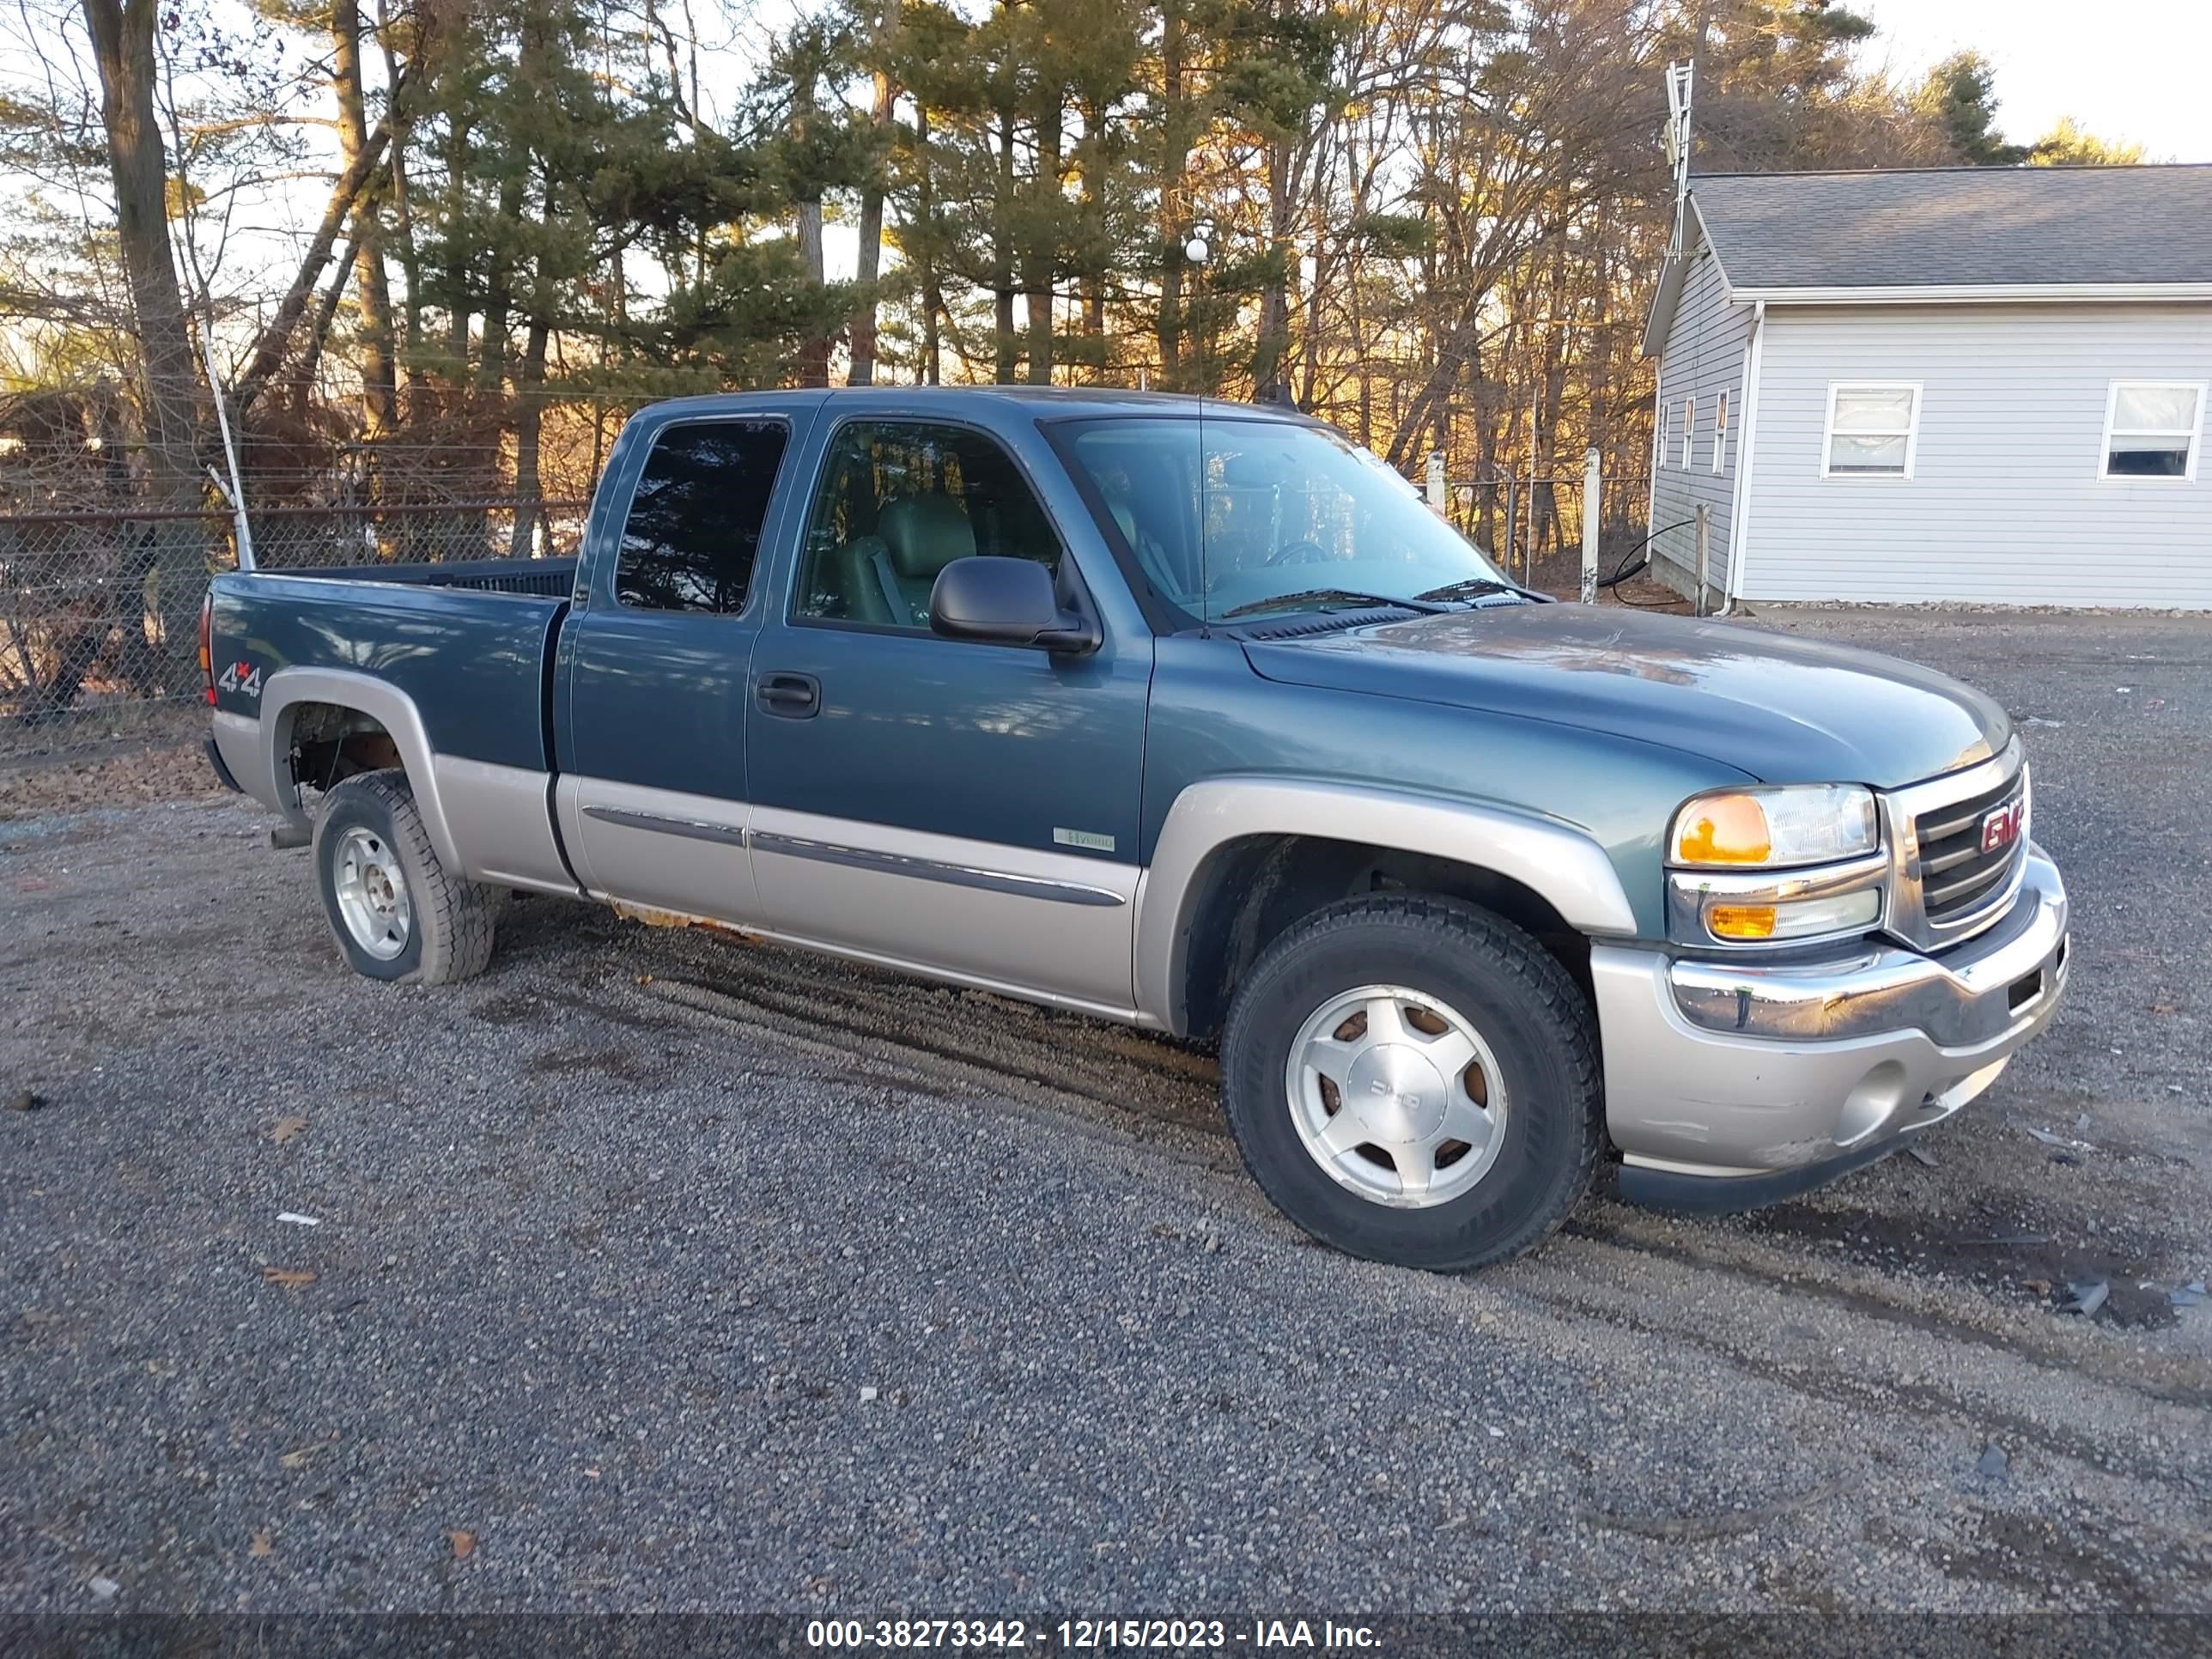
[1179,835,1593,1042]
[284,701,404,798]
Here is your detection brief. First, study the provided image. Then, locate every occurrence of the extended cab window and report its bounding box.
[616,420,788,613]
[794,421,1060,629]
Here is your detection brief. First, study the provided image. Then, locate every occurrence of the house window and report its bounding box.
[1681,397,1695,469]
[1823,383,1920,479]
[1713,390,1729,472]
[1657,402,1671,470]
[2101,381,2203,479]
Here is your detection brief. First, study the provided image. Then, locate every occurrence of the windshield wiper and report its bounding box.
[1218,587,1449,620]
[1412,575,1528,602]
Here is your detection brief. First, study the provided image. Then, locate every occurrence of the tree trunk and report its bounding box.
[916,105,944,385]
[795,194,829,387]
[508,316,551,557]
[374,0,422,376]
[443,111,471,368]
[233,120,392,417]
[331,0,397,438]
[992,106,1017,384]
[1024,100,1060,385]
[1154,0,1187,386]
[847,0,898,386]
[477,167,526,392]
[1079,95,1104,369]
[1253,140,1293,401]
[82,0,205,690]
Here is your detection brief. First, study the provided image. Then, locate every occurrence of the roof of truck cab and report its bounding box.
[634,386,1315,422]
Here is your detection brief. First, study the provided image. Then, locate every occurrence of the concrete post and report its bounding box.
[1425,451,1446,514]
[1694,502,1711,617]
[1579,447,1601,605]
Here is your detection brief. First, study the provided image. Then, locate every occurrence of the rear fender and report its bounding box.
[258,668,463,872]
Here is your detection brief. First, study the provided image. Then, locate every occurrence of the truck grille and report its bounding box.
[1914,773,2027,924]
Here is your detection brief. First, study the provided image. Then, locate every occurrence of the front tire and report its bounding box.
[1219,895,1601,1271]
[312,769,495,986]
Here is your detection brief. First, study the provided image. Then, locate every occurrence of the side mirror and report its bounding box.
[928,556,1099,654]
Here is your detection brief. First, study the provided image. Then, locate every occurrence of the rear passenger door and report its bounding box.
[556,410,809,921]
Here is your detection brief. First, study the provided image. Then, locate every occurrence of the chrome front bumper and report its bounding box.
[1591,848,2068,1194]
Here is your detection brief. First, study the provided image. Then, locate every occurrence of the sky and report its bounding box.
[1861,0,2212,162]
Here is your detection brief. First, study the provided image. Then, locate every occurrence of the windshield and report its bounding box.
[1060,415,1511,625]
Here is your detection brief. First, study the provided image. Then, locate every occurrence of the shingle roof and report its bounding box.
[1689,165,2212,290]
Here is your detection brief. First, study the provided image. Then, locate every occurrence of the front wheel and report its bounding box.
[312,769,496,986]
[1219,895,1601,1270]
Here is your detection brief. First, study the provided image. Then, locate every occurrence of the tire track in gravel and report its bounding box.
[611,919,2212,1504]
[1492,1234,2210,1495]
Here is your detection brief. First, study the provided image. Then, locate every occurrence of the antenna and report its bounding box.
[1663,59,1694,257]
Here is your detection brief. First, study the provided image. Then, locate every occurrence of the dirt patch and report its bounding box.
[523,1041,670,1089]
[0,739,225,820]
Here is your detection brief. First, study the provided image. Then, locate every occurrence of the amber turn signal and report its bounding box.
[1707,903,1778,939]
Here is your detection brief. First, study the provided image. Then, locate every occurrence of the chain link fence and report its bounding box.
[0,499,586,752]
[1433,473,1652,596]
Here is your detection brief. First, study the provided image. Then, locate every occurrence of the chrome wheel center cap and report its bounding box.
[1346,1045,1448,1144]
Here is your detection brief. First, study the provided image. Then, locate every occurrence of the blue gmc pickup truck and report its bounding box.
[205,387,2069,1269]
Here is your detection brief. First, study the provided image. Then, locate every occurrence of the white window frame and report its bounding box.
[1658,400,1671,470]
[1712,389,1729,473]
[1820,381,1922,481]
[2099,380,2205,482]
[1680,397,1695,470]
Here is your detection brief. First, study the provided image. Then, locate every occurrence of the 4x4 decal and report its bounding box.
[216,659,263,699]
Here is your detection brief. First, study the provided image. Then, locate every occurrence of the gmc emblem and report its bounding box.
[1980,799,2024,854]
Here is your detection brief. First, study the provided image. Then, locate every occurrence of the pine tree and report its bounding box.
[1914,51,2029,167]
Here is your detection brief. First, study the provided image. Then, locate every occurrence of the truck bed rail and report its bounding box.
[298,557,578,598]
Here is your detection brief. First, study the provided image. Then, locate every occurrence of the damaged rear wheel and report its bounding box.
[312,769,495,986]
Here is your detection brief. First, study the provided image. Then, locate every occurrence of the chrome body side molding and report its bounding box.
[748,830,1127,907]
[564,775,757,925]
[582,802,750,848]
[747,804,1139,1010]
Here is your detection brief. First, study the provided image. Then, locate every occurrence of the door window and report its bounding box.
[616,419,789,613]
[793,421,1061,629]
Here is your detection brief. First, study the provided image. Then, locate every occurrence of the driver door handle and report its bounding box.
[757,671,821,719]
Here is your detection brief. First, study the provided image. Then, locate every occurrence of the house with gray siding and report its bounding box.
[1643,166,2212,609]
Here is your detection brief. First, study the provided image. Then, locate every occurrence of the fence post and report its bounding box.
[1501,477,1517,576]
[1425,451,1446,514]
[1693,503,1711,617]
[1580,448,1601,605]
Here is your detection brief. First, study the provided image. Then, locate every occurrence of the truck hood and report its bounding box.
[1238,605,2010,788]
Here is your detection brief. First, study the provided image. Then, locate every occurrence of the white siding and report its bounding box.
[1743,302,2212,607]
[1650,231,1753,596]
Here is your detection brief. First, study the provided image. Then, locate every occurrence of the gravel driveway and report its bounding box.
[3,610,2209,1618]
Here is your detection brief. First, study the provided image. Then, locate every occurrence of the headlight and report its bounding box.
[1669,784,1878,870]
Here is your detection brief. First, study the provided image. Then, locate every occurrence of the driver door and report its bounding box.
[744,416,1152,1012]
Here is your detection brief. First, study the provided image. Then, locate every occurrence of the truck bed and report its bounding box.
[292,556,577,599]
[210,563,568,774]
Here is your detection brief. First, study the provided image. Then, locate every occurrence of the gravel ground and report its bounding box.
[2,610,2209,1619]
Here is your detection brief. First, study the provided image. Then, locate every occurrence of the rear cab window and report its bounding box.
[616,420,790,613]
